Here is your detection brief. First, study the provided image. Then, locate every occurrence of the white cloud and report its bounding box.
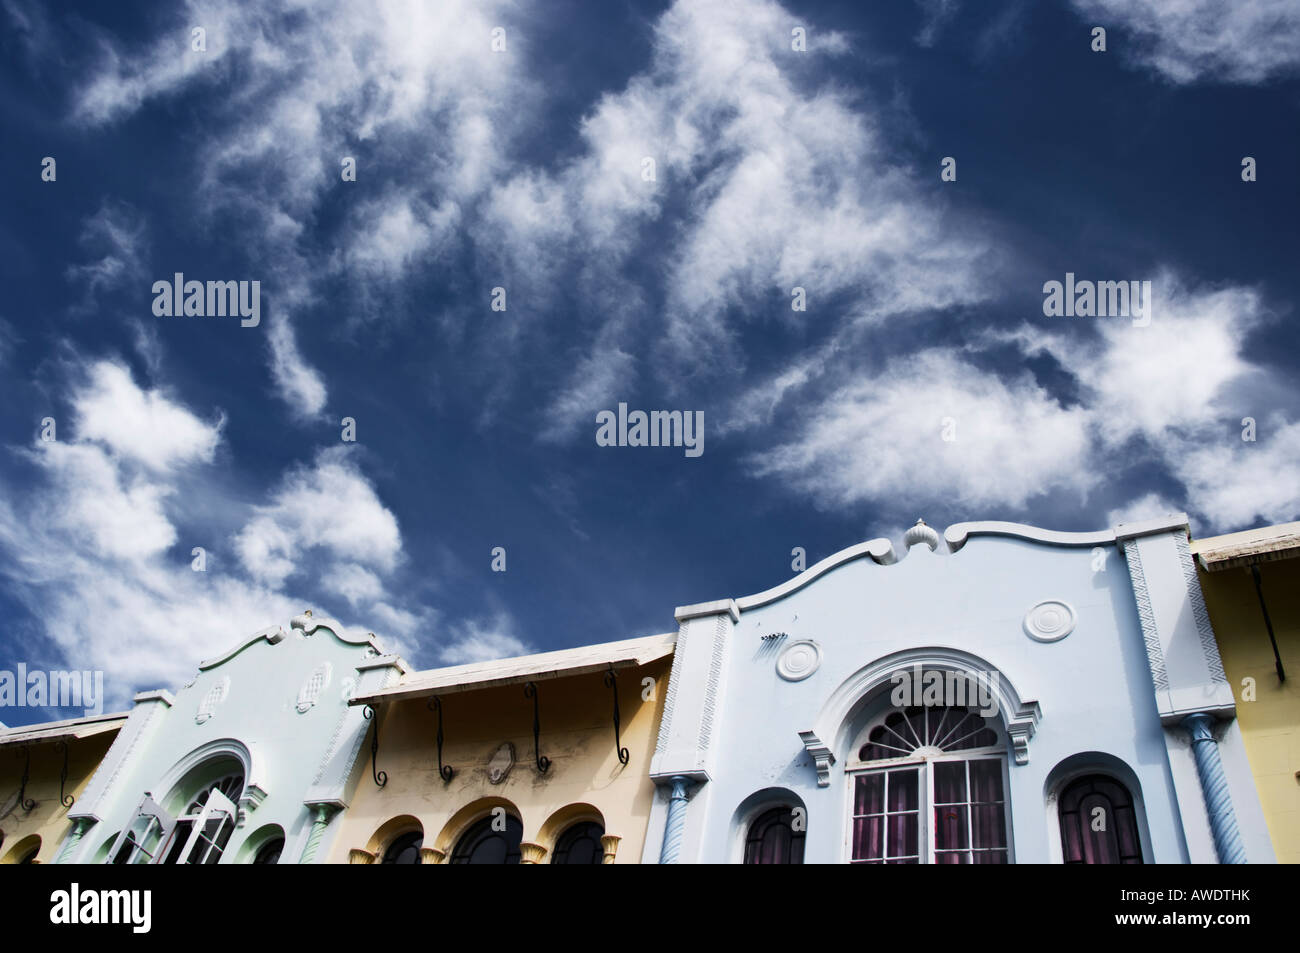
[0,360,426,703]
[1069,0,1300,84]
[1012,275,1300,532]
[65,202,147,313]
[324,562,384,607]
[1106,492,1182,529]
[73,0,535,414]
[73,360,222,471]
[751,349,1095,511]
[234,447,402,587]
[33,441,177,562]
[436,613,533,666]
[267,320,328,419]
[1178,419,1300,529]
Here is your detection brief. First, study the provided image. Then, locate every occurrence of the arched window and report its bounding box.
[744,806,805,864]
[253,837,285,865]
[108,760,244,865]
[849,703,1010,864]
[1058,775,1143,864]
[450,814,523,864]
[382,831,423,864]
[551,821,604,864]
[160,770,244,865]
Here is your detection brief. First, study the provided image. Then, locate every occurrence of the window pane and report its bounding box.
[855,773,884,815]
[934,803,968,851]
[969,759,1004,802]
[886,812,918,859]
[933,761,966,804]
[888,768,918,812]
[971,804,1007,850]
[852,815,884,861]
[1059,775,1144,865]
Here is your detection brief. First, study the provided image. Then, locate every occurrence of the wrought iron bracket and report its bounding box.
[604,666,630,765]
[58,740,74,808]
[18,746,36,812]
[427,696,454,782]
[523,682,551,773]
[362,705,387,787]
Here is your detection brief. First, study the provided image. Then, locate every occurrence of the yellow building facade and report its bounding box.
[0,713,125,864]
[328,633,674,864]
[1193,521,1300,863]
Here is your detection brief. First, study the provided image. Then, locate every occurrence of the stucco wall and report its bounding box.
[1199,560,1300,863]
[328,657,670,863]
[0,729,120,864]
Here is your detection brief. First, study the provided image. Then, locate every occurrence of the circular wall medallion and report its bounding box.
[1023,600,1076,642]
[776,640,822,681]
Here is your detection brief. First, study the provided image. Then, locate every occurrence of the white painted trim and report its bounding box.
[1043,759,1155,865]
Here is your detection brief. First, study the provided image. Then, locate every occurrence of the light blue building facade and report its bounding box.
[644,515,1275,864]
[53,612,405,865]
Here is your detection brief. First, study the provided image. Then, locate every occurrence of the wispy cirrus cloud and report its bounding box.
[1068,0,1300,84]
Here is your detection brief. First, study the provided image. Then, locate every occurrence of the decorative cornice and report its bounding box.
[420,846,447,865]
[1113,513,1191,542]
[674,598,741,623]
[733,539,896,612]
[348,848,376,865]
[197,626,286,671]
[132,689,174,707]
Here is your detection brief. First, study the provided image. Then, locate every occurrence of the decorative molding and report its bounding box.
[1113,513,1191,542]
[600,834,621,865]
[487,742,515,784]
[1175,534,1229,685]
[67,693,171,824]
[519,842,548,864]
[1183,713,1247,863]
[810,646,1042,767]
[1023,600,1076,643]
[420,846,447,864]
[902,519,940,553]
[297,662,333,713]
[1124,538,1169,693]
[776,640,822,681]
[798,730,836,787]
[734,538,897,612]
[348,848,376,865]
[195,676,230,725]
[675,599,741,623]
[198,626,286,671]
[945,521,1115,553]
[696,615,728,755]
[132,689,175,706]
[654,625,686,757]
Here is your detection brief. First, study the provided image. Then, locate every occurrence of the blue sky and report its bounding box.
[0,0,1297,723]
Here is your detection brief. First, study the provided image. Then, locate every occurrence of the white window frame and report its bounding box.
[107,794,178,865]
[843,753,1013,864]
[174,787,239,865]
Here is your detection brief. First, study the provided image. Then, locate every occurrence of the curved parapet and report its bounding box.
[734,538,897,613]
[944,520,1116,554]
